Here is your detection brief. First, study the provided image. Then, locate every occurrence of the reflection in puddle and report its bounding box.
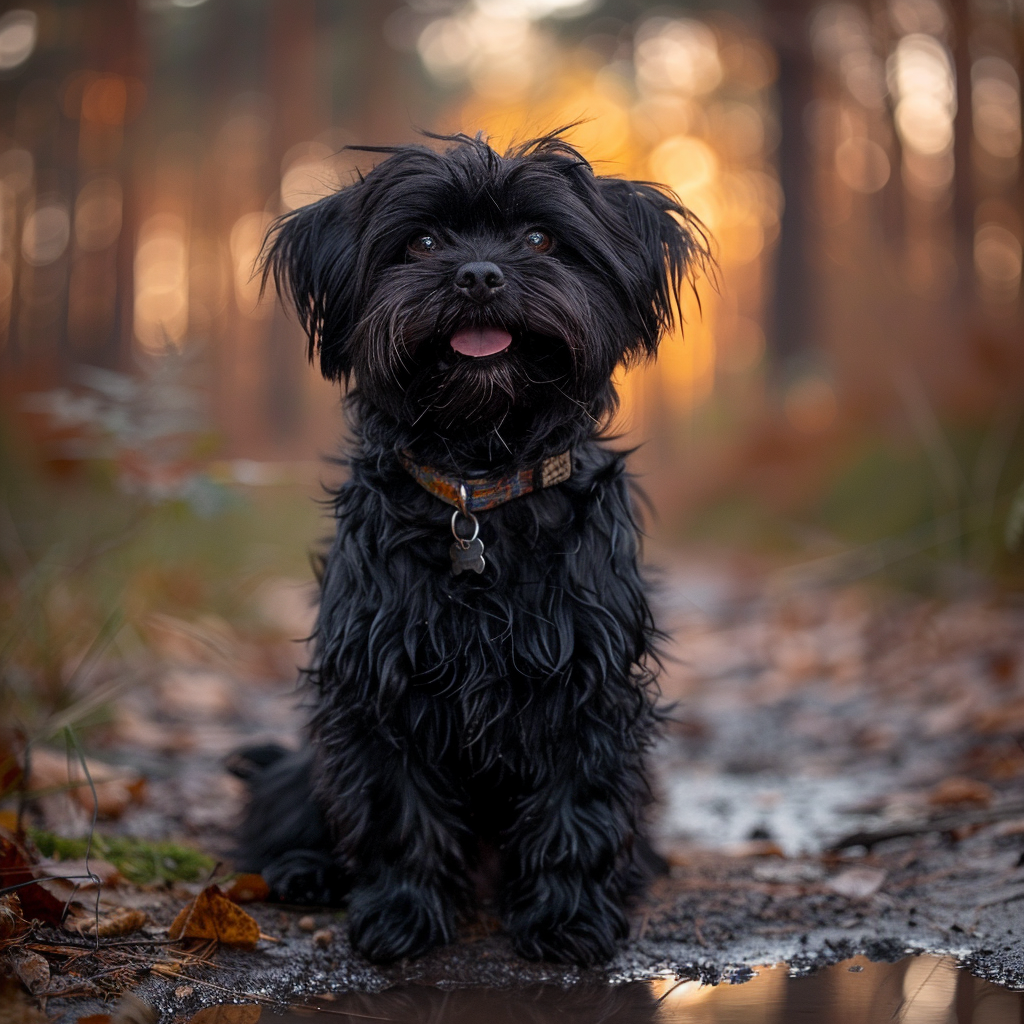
[255,955,1023,1023]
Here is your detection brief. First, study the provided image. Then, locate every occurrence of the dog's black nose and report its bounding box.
[455,261,505,303]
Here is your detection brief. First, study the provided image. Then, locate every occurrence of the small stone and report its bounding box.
[297,915,317,932]
[312,928,334,948]
[174,985,194,998]
[826,866,886,899]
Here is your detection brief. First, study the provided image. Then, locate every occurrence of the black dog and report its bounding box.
[233,131,708,967]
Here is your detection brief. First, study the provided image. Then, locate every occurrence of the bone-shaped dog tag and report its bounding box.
[450,537,486,575]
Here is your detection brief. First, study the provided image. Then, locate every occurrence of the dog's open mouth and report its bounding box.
[449,327,512,358]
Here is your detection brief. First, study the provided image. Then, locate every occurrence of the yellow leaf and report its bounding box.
[169,885,260,948]
[71,906,148,937]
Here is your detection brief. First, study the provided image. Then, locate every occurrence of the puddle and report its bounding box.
[255,955,1022,1023]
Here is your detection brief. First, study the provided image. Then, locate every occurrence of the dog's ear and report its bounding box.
[261,183,364,382]
[597,177,711,359]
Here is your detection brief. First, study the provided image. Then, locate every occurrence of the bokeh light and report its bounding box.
[74,178,123,252]
[635,19,723,97]
[0,10,37,72]
[889,35,956,157]
[835,137,891,193]
[280,142,341,213]
[973,57,1022,161]
[974,223,1023,298]
[22,205,71,267]
[134,214,189,353]
[230,212,274,320]
[0,0,1017,476]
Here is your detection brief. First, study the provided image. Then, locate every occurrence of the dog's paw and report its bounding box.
[511,918,620,967]
[505,885,627,966]
[347,881,455,963]
[262,849,349,906]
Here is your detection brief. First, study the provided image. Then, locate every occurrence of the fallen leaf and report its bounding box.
[827,866,886,899]
[723,840,786,858]
[0,976,48,1024]
[187,1006,262,1024]
[928,776,993,808]
[77,1016,113,1024]
[0,746,23,801]
[0,835,73,926]
[0,892,27,940]
[224,873,269,903]
[169,885,260,948]
[984,648,1019,686]
[158,668,237,720]
[11,950,50,995]
[149,959,186,980]
[28,747,145,820]
[39,858,122,888]
[0,809,19,832]
[70,906,148,937]
[975,698,1024,736]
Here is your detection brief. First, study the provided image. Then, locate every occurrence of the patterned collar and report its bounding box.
[398,449,573,514]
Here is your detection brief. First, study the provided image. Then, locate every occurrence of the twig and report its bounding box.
[828,801,1024,851]
[0,874,103,898]
[26,937,180,951]
[972,886,1024,912]
[897,955,946,1023]
[62,728,103,944]
[656,976,703,1003]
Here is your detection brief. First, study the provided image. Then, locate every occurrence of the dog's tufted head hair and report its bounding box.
[261,130,710,451]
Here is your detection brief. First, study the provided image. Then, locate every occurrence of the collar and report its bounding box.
[398,449,573,514]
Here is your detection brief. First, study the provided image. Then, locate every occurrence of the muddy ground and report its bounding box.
[6,553,1024,1019]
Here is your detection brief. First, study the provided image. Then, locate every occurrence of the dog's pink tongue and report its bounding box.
[450,328,512,357]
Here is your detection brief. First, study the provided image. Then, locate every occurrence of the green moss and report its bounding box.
[29,829,215,885]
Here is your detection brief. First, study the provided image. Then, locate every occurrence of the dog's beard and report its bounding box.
[349,266,611,433]
[408,352,524,426]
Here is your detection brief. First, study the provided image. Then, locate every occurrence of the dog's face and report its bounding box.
[264,133,706,448]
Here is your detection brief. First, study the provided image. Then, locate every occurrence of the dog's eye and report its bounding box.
[525,229,553,252]
[409,234,439,255]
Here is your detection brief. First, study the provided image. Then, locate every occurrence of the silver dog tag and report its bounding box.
[450,537,486,575]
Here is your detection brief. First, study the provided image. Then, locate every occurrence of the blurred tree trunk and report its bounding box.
[763,0,818,385]
[950,0,975,306]
[83,0,146,370]
[265,0,322,447]
[356,0,409,145]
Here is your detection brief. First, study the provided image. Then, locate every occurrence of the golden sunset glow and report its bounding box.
[448,16,778,438]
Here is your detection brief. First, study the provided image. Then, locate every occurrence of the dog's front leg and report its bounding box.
[313,714,472,963]
[498,723,648,966]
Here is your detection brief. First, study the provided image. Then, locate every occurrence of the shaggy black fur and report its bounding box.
[233,131,708,967]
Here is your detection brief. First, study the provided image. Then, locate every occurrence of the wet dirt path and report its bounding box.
[24,556,1024,1019]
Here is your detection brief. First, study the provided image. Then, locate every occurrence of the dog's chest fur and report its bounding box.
[310,439,655,772]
